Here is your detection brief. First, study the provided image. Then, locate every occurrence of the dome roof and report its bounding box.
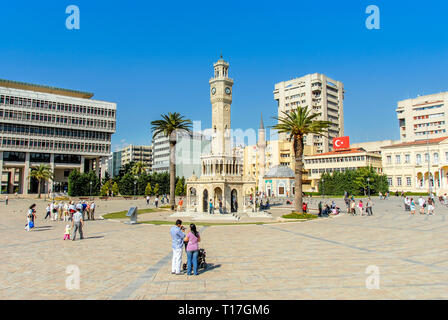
[264,165,295,178]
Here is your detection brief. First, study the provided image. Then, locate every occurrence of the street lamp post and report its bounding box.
[89,181,92,199]
[134,180,137,197]
[367,177,370,197]
[426,131,432,197]
[322,178,325,199]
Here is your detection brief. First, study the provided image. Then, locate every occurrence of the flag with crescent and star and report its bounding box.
[333,136,350,150]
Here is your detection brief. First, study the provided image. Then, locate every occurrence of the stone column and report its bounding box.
[100,157,107,181]
[95,157,101,178]
[48,153,55,194]
[80,156,85,173]
[23,153,30,195]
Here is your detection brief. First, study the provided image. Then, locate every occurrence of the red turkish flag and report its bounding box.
[333,136,350,150]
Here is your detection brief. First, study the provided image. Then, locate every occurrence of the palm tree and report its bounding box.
[151,112,192,210]
[131,161,146,176]
[29,164,54,199]
[273,106,331,213]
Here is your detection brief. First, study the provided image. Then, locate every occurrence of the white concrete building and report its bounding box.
[396,92,448,142]
[0,79,116,194]
[381,136,448,194]
[120,144,152,172]
[274,73,344,153]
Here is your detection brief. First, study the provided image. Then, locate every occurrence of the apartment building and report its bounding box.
[120,144,152,172]
[0,79,116,194]
[396,92,448,142]
[274,73,344,153]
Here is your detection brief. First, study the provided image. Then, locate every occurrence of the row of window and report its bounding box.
[0,94,116,118]
[387,177,413,187]
[3,152,82,164]
[415,129,446,136]
[414,113,445,120]
[414,121,445,129]
[386,152,448,165]
[0,123,111,141]
[312,167,381,174]
[0,109,115,130]
[413,104,443,111]
[1,138,110,154]
[305,155,380,164]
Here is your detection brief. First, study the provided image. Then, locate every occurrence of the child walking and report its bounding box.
[63,224,71,240]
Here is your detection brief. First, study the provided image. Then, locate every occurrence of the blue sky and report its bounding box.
[1,0,447,150]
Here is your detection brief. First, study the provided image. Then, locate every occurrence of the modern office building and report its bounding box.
[396,92,448,142]
[152,133,170,173]
[120,144,152,172]
[274,73,344,153]
[108,150,123,177]
[381,136,448,194]
[0,79,116,194]
[304,148,383,192]
[152,131,210,178]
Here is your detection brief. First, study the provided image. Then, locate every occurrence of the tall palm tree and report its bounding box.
[151,112,192,210]
[273,106,331,213]
[131,161,146,177]
[29,164,54,199]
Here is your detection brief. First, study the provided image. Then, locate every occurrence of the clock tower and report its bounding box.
[209,56,233,156]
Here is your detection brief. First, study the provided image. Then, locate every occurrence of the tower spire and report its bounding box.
[260,113,264,130]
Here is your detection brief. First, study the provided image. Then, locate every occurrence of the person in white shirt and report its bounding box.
[418,196,426,214]
[89,202,96,220]
[71,209,84,241]
[50,202,56,221]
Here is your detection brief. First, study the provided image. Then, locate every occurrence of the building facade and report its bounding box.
[381,137,448,195]
[304,148,383,192]
[0,79,116,194]
[274,73,344,153]
[396,92,448,142]
[120,144,152,172]
[151,133,170,173]
[108,150,122,177]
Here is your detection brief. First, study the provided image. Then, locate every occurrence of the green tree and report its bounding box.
[111,182,119,196]
[175,179,184,196]
[119,173,135,196]
[100,180,111,196]
[131,161,146,177]
[145,182,152,196]
[29,164,54,198]
[153,183,160,196]
[273,106,331,213]
[151,112,192,210]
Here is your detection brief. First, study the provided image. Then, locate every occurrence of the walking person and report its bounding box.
[427,197,435,215]
[72,208,84,241]
[155,196,159,208]
[44,203,51,220]
[184,223,201,276]
[366,197,373,216]
[82,201,88,220]
[358,200,364,216]
[69,201,76,220]
[146,195,150,206]
[350,199,356,215]
[89,201,96,220]
[410,198,416,215]
[170,220,185,275]
[219,199,223,214]
[418,196,426,215]
[5,195,8,205]
[177,198,184,212]
[63,202,69,221]
[25,204,37,231]
[209,199,213,214]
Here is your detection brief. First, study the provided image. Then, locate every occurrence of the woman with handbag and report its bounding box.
[184,224,201,276]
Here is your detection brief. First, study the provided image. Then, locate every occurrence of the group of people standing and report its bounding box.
[44,200,96,221]
[170,220,201,276]
[344,195,374,216]
[404,196,435,215]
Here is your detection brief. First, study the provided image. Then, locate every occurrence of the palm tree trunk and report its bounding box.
[38,179,41,199]
[294,136,304,213]
[169,140,176,211]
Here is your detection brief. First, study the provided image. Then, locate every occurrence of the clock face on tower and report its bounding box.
[225,87,231,95]
[211,87,216,95]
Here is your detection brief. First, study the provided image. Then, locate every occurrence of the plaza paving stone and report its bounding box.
[1,196,448,299]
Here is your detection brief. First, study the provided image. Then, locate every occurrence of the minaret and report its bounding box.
[209,55,234,156]
[257,113,266,193]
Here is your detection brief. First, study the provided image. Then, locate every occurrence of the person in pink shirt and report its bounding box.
[184,224,201,276]
[358,200,364,216]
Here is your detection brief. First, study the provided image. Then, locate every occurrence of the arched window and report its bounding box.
[425,153,430,163]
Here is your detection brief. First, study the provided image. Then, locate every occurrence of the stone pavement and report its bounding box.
[1,196,448,299]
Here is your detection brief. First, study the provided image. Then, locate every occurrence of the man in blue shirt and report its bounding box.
[170,219,185,275]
